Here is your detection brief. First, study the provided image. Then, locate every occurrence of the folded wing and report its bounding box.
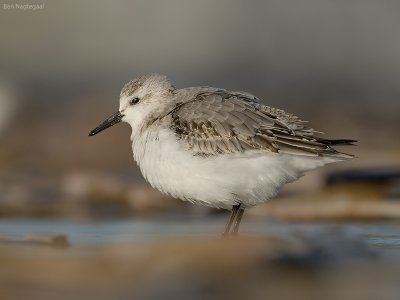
[169,90,354,159]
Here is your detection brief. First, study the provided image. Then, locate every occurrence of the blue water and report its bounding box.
[1,218,399,253]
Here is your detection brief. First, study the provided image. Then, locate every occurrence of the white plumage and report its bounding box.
[132,125,337,209]
[90,74,355,235]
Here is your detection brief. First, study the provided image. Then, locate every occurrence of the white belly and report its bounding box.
[131,127,328,209]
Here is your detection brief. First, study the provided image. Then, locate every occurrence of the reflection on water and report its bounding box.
[0,218,399,259]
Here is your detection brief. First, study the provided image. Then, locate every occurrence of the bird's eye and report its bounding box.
[129,97,140,105]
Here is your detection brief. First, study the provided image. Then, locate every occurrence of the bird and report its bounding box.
[89,74,356,237]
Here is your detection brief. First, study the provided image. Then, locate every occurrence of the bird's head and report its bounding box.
[89,74,175,137]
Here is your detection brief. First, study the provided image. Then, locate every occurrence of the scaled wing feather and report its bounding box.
[169,90,350,158]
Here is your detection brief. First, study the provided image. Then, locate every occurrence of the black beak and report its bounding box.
[89,111,124,136]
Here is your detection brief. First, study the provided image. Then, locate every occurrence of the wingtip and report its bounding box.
[316,138,358,146]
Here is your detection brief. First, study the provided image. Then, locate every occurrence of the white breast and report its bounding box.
[129,125,328,209]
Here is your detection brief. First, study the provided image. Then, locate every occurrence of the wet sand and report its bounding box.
[0,218,399,300]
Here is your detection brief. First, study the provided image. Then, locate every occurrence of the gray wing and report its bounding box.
[170,90,352,157]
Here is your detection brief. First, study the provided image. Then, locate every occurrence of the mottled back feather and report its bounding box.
[169,90,353,159]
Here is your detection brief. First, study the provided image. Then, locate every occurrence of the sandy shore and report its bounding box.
[0,228,399,300]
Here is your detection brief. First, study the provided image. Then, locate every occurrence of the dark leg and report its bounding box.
[231,209,245,236]
[221,204,241,237]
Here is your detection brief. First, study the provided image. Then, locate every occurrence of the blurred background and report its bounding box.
[1,1,400,299]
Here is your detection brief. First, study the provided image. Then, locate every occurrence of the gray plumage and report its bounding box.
[89,74,356,233]
[168,88,354,159]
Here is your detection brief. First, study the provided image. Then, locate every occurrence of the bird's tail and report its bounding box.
[315,138,357,146]
[316,138,357,161]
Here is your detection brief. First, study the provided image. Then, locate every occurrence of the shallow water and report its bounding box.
[0,217,399,259]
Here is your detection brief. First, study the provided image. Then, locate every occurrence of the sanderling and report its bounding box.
[89,74,355,236]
